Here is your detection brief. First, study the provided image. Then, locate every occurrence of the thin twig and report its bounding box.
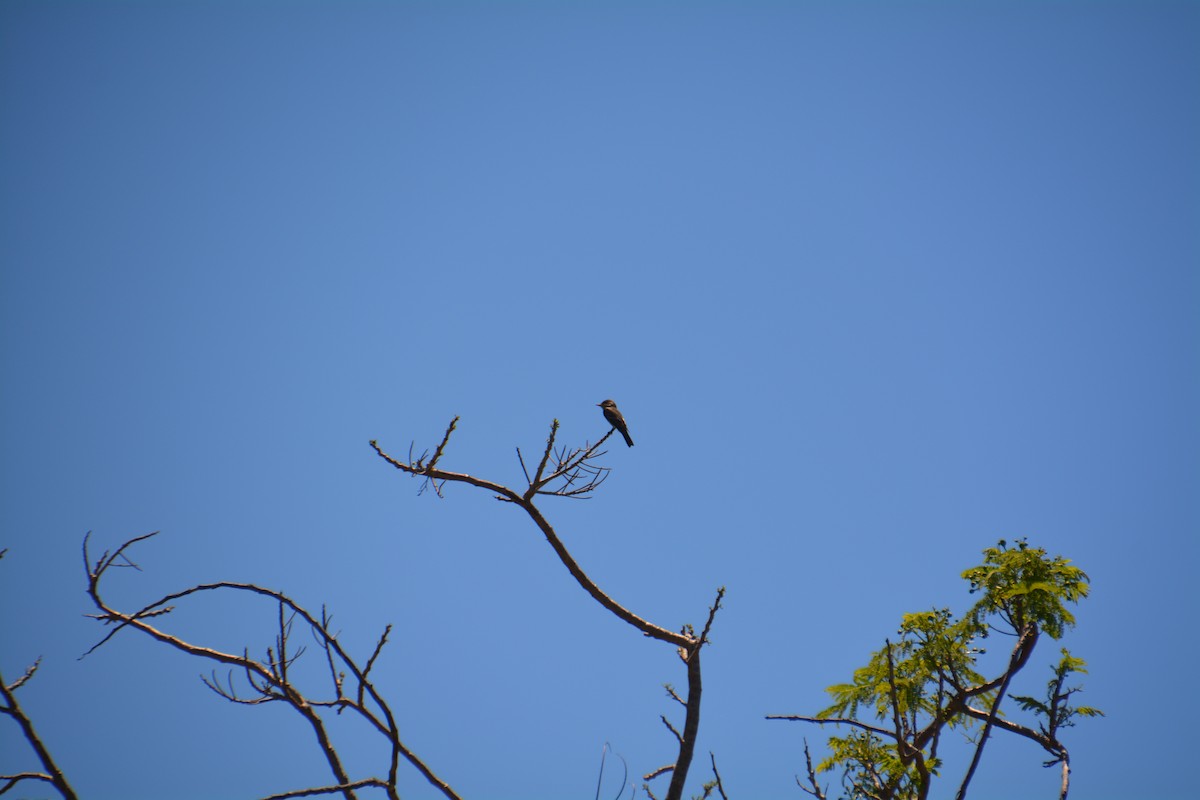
[0,666,78,800]
[708,752,729,800]
[83,533,462,800]
[796,738,827,799]
[259,778,390,800]
[699,587,725,646]
[644,765,674,781]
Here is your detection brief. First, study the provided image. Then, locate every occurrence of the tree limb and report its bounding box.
[81,532,461,800]
[0,664,78,800]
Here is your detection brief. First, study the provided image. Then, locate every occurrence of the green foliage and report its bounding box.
[800,539,1098,800]
[961,539,1089,639]
[1011,648,1105,746]
[818,730,936,800]
[820,608,985,726]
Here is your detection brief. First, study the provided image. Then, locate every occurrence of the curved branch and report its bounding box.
[82,534,461,800]
[0,615,77,800]
[0,671,77,800]
[959,703,1061,753]
[260,779,390,800]
[516,500,691,648]
[372,420,720,800]
[0,772,56,797]
[370,439,691,649]
[765,715,897,741]
[955,624,1039,800]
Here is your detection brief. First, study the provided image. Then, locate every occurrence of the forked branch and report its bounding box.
[81,532,460,800]
[0,549,78,800]
[370,430,690,649]
[0,660,78,800]
[373,417,723,800]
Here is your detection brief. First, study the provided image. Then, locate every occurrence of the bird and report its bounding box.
[598,399,634,447]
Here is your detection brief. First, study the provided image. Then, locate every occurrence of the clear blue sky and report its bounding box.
[1,2,1196,798]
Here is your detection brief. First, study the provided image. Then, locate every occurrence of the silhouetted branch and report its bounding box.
[593,742,630,800]
[259,779,390,800]
[426,416,458,471]
[372,417,722,800]
[699,587,726,646]
[955,624,1038,800]
[81,532,461,800]
[0,663,79,800]
[0,550,78,800]
[765,715,895,740]
[706,752,729,800]
[660,715,683,745]
[359,625,391,708]
[664,643,705,800]
[370,437,690,649]
[644,764,673,781]
[796,739,828,799]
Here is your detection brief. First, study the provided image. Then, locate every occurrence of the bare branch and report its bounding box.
[0,665,78,800]
[0,772,55,795]
[83,529,159,577]
[516,446,533,486]
[201,669,271,705]
[427,417,458,470]
[708,752,729,800]
[318,607,346,704]
[526,429,616,499]
[644,764,674,781]
[358,625,392,708]
[82,533,462,800]
[276,601,291,686]
[765,715,896,740]
[660,715,683,745]
[527,419,559,496]
[372,438,691,648]
[259,779,390,800]
[1,550,78,800]
[519,500,692,648]
[372,417,718,800]
[664,644,705,800]
[797,739,828,800]
[959,703,1062,756]
[883,640,912,768]
[3,658,41,693]
[371,440,521,503]
[592,742,630,800]
[699,587,725,646]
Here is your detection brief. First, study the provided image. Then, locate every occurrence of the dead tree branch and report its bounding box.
[371,417,724,800]
[796,739,828,799]
[706,751,729,800]
[370,429,690,649]
[81,531,461,800]
[0,548,78,800]
[0,659,78,800]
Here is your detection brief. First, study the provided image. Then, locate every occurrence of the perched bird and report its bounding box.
[598,399,634,447]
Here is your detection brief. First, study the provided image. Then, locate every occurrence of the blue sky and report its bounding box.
[1,1,1196,798]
